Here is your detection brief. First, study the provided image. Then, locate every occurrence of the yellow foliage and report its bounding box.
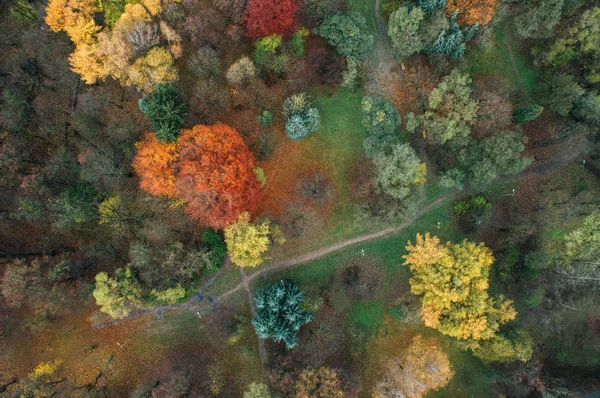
[69,42,106,84]
[224,212,279,268]
[404,235,517,340]
[413,162,427,185]
[30,360,63,379]
[152,286,186,304]
[128,47,178,92]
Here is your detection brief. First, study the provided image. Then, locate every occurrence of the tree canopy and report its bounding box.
[315,12,374,59]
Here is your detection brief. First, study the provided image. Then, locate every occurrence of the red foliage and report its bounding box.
[244,0,300,40]
[175,123,260,229]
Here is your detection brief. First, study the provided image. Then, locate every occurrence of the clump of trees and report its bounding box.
[403,233,532,362]
[361,96,401,157]
[283,93,321,140]
[252,280,314,349]
[45,0,182,91]
[133,123,262,229]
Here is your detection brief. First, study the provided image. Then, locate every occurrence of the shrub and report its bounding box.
[258,110,273,127]
[513,104,544,124]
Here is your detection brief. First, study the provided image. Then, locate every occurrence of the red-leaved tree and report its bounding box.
[244,0,300,40]
[175,123,260,229]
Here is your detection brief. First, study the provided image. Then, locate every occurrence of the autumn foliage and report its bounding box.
[133,124,260,230]
[244,0,300,40]
[446,0,499,26]
[132,133,179,197]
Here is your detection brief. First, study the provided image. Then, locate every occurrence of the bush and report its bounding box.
[391,306,405,322]
[258,110,273,127]
[284,93,321,140]
[452,200,471,216]
[513,104,544,124]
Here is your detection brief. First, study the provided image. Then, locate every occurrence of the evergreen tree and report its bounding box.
[513,105,544,124]
[429,11,478,59]
[419,0,447,14]
[139,83,187,143]
[252,280,313,349]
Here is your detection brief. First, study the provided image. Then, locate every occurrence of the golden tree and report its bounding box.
[374,335,453,398]
[403,234,516,340]
[224,212,284,267]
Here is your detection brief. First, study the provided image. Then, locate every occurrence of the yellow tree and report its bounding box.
[403,234,516,340]
[224,212,284,267]
[93,266,142,318]
[374,335,453,398]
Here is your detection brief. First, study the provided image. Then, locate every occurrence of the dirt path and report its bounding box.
[240,268,269,383]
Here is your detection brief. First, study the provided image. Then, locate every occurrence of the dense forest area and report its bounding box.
[1,0,600,396]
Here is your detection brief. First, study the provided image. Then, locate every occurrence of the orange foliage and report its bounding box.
[132,133,179,197]
[446,0,499,26]
[176,123,260,230]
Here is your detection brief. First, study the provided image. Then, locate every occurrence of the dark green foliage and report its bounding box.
[51,182,98,230]
[452,194,489,216]
[97,0,129,28]
[252,280,314,349]
[514,0,564,39]
[391,306,405,322]
[524,287,545,308]
[382,0,401,16]
[315,12,374,59]
[513,105,544,124]
[571,91,600,124]
[290,30,307,56]
[523,251,552,281]
[9,0,36,25]
[419,0,447,14]
[429,11,478,59]
[361,96,401,157]
[536,73,584,117]
[258,110,273,127]
[201,228,227,272]
[139,84,187,143]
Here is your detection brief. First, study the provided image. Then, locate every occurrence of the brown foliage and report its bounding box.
[295,367,344,398]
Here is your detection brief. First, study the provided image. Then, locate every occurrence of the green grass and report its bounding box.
[349,300,385,334]
[464,25,540,104]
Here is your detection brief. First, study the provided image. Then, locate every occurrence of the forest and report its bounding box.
[1,0,600,396]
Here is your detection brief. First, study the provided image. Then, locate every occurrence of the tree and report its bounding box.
[1,259,42,308]
[361,96,401,137]
[315,12,374,59]
[536,73,584,117]
[128,47,178,92]
[226,56,256,85]
[225,212,285,267]
[513,105,544,124]
[139,84,187,143]
[571,91,600,124]
[564,211,600,264]
[462,130,532,186]
[446,0,499,26]
[541,7,600,84]
[132,132,179,197]
[428,10,478,59]
[419,0,447,14]
[294,367,344,398]
[252,280,313,349]
[93,266,142,319]
[416,69,478,144]
[372,143,424,200]
[514,0,564,39]
[188,45,222,79]
[244,0,300,40]
[244,383,272,398]
[388,6,426,58]
[403,234,517,340]
[374,335,453,398]
[468,329,533,363]
[176,124,261,230]
[283,93,321,141]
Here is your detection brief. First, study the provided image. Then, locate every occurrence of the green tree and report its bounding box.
[361,96,400,136]
[139,83,187,143]
[513,104,544,124]
[93,266,142,319]
[536,73,583,117]
[419,0,447,14]
[252,280,313,349]
[428,10,478,59]
[514,0,564,39]
[571,91,600,124]
[283,93,320,141]
[468,329,533,363]
[315,12,374,59]
[51,182,98,230]
[462,130,532,186]
[373,143,424,200]
[388,6,426,58]
[244,383,272,398]
[416,69,478,144]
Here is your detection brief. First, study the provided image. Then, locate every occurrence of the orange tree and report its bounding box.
[175,123,261,230]
[132,132,179,197]
[446,0,499,25]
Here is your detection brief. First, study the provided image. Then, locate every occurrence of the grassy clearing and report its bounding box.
[464,25,540,103]
[348,0,379,43]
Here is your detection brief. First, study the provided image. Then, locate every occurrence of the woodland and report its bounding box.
[1,0,600,396]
